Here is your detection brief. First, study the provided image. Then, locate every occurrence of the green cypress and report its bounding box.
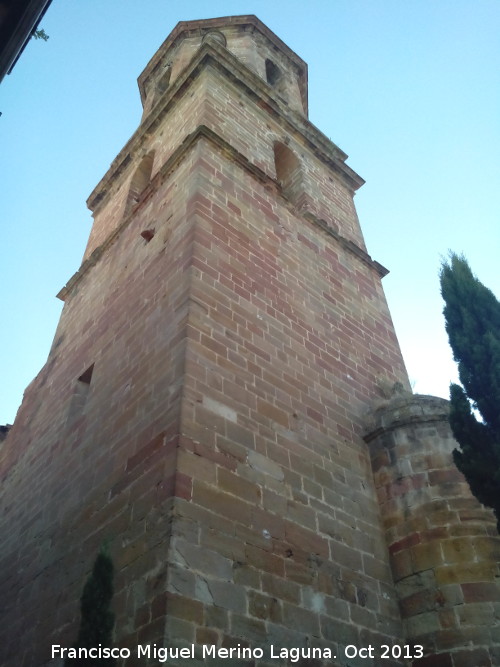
[65,547,116,666]
[440,253,500,532]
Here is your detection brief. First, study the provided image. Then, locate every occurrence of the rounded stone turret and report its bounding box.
[365,393,500,665]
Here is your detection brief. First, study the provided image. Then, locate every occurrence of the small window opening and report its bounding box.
[265,59,281,86]
[156,66,171,95]
[273,141,304,204]
[124,152,155,216]
[140,228,155,242]
[78,364,94,385]
[67,364,94,424]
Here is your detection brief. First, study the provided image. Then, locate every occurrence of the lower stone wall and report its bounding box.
[365,393,500,666]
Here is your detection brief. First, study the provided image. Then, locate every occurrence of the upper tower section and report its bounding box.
[138,16,308,118]
[82,14,363,270]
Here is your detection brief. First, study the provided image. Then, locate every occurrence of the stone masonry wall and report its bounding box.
[199,65,366,249]
[159,133,411,665]
[83,69,209,260]
[4,16,490,667]
[0,123,410,666]
[86,37,362,262]
[0,148,202,666]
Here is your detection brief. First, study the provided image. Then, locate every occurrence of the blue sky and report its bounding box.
[1,0,499,425]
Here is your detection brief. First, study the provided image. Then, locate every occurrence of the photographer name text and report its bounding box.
[52,642,424,662]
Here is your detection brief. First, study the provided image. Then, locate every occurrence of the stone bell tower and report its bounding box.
[1,16,499,667]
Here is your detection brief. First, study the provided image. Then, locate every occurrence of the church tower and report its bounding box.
[1,16,499,666]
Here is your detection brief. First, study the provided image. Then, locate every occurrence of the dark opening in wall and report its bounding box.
[124,152,155,216]
[0,424,11,442]
[273,141,304,205]
[265,58,281,86]
[78,364,94,385]
[67,364,94,426]
[140,228,155,242]
[156,66,171,95]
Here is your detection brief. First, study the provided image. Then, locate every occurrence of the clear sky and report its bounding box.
[1,0,499,425]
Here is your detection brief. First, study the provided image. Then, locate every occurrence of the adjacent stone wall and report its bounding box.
[366,394,500,666]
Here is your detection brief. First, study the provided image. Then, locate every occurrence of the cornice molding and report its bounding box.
[137,15,308,110]
[87,40,363,215]
[61,125,382,303]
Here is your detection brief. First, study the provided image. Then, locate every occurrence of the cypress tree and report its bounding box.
[65,547,116,666]
[440,253,500,532]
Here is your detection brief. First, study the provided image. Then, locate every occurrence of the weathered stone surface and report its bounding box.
[247,450,284,481]
[171,539,233,581]
[366,394,500,662]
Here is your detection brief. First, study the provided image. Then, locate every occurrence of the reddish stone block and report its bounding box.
[125,431,167,472]
[174,472,192,501]
[389,532,421,554]
[461,582,500,603]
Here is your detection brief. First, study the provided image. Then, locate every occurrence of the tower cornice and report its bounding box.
[137,15,308,113]
[87,39,363,215]
[62,125,381,303]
